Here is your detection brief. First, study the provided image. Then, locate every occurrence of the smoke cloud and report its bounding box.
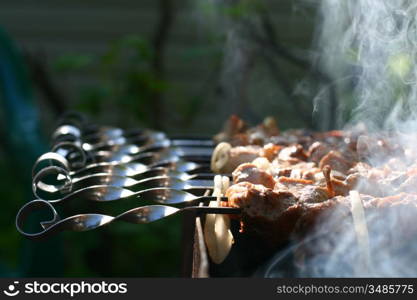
[314,0,417,130]
[265,0,417,277]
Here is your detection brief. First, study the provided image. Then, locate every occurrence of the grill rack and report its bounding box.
[16,113,244,277]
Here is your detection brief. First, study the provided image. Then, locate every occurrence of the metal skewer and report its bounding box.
[32,157,213,197]
[17,116,233,242]
[33,184,223,204]
[16,199,240,240]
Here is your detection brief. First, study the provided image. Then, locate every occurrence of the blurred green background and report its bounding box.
[0,0,339,277]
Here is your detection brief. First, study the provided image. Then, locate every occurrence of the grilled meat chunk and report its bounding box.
[319,150,353,174]
[308,141,331,164]
[278,145,308,164]
[214,116,417,251]
[225,182,302,246]
[232,163,275,189]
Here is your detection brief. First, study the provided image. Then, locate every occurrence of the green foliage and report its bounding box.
[53,34,168,127]
[199,0,264,20]
[60,215,181,277]
[388,53,412,80]
[53,54,95,73]
[222,0,264,19]
[48,34,189,276]
[75,86,110,116]
[0,159,25,274]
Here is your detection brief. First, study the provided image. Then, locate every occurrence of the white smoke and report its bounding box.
[265,0,417,278]
[311,0,417,277]
[313,0,417,130]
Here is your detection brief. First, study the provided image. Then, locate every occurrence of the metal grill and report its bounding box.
[15,113,243,277]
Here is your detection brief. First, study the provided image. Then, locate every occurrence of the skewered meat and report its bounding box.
[277,145,308,164]
[226,182,298,218]
[271,162,320,180]
[225,182,303,246]
[213,115,280,146]
[224,180,351,246]
[251,157,272,171]
[214,116,417,250]
[356,135,404,162]
[308,141,331,163]
[318,150,353,174]
[232,163,275,189]
[246,117,280,145]
[228,146,261,170]
[211,143,260,173]
[259,143,282,161]
[365,192,417,208]
[211,142,284,174]
[276,177,314,186]
[293,196,351,238]
[275,179,330,204]
[296,185,330,203]
[213,115,248,146]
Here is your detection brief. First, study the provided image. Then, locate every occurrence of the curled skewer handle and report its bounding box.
[16,200,61,240]
[52,141,89,169]
[52,125,81,143]
[32,152,70,178]
[32,166,73,199]
[16,200,240,240]
[16,199,115,240]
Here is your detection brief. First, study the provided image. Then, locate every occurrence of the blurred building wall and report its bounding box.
[0,0,317,133]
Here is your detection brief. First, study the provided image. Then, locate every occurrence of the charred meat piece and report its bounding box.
[271,161,319,181]
[247,117,280,145]
[214,116,417,252]
[364,192,417,208]
[214,115,281,146]
[274,177,329,203]
[278,145,308,163]
[232,163,275,189]
[229,133,250,146]
[346,163,410,197]
[226,182,298,220]
[213,115,248,145]
[319,150,353,174]
[260,143,282,161]
[277,176,314,186]
[211,143,261,173]
[297,185,330,203]
[270,129,314,148]
[308,141,332,163]
[293,196,351,239]
[211,142,285,174]
[363,193,417,245]
[331,177,351,196]
[225,182,302,246]
[228,146,261,170]
[356,135,404,163]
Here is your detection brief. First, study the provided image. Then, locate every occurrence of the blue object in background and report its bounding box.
[0,28,64,276]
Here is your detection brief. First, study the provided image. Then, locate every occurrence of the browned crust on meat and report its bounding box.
[277,176,314,185]
[232,163,275,189]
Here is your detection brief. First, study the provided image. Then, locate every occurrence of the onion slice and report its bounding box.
[204,175,234,264]
[349,190,371,274]
[211,142,232,173]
